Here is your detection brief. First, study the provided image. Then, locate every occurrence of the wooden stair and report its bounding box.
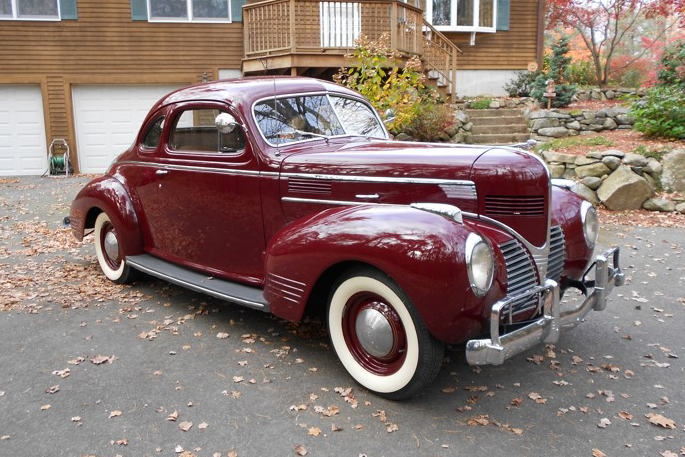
[466,109,531,145]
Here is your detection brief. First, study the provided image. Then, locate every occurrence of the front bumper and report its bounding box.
[465,247,624,366]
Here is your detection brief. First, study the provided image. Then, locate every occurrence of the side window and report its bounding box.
[169,108,246,154]
[141,117,165,149]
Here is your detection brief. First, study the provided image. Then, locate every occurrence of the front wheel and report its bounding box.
[94,212,137,284]
[327,267,444,400]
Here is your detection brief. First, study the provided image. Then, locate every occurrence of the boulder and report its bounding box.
[542,151,577,164]
[562,167,576,179]
[603,118,618,130]
[580,176,603,190]
[450,133,465,143]
[642,198,676,212]
[549,163,566,178]
[538,127,569,138]
[438,131,451,142]
[590,89,602,100]
[661,149,685,192]
[531,118,559,130]
[600,149,625,158]
[455,110,470,124]
[644,158,662,175]
[621,152,649,167]
[462,122,473,132]
[575,162,611,178]
[586,151,603,159]
[597,166,654,210]
[605,90,615,99]
[444,125,459,137]
[566,120,581,130]
[489,101,501,109]
[675,202,685,214]
[582,112,597,120]
[395,132,413,141]
[575,156,599,166]
[615,114,634,125]
[528,110,569,119]
[578,92,590,102]
[573,184,600,205]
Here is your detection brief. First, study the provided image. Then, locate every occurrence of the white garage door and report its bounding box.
[0,85,48,176]
[72,85,181,173]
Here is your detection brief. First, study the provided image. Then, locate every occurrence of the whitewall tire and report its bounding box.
[94,212,136,284]
[327,267,444,400]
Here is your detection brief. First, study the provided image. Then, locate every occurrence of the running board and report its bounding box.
[126,254,269,312]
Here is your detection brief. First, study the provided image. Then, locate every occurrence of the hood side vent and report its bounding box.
[288,177,332,195]
[485,195,545,217]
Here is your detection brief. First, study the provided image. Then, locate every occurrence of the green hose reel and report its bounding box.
[48,139,73,176]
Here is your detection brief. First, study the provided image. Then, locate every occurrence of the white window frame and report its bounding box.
[147,0,232,23]
[0,0,61,21]
[425,0,497,33]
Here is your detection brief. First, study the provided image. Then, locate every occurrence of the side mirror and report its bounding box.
[215,112,238,134]
[383,108,396,125]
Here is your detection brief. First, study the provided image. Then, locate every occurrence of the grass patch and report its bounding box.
[535,136,615,153]
[469,98,493,109]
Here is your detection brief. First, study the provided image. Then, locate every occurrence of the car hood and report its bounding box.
[280,140,489,180]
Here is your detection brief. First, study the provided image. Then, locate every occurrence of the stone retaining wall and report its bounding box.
[540,149,685,213]
[573,87,645,102]
[526,108,635,141]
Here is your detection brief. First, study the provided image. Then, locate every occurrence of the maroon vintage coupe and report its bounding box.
[69,77,624,399]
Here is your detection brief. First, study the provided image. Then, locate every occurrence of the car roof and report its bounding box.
[149,76,363,114]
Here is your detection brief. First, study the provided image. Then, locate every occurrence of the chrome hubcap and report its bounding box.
[104,231,119,260]
[355,308,394,358]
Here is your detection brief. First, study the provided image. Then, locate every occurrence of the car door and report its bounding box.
[144,101,265,284]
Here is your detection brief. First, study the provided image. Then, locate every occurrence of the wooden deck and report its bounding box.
[242,0,459,100]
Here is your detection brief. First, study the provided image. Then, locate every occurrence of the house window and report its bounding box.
[0,0,60,20]
[148,0,231,22]
[427,0,496,32]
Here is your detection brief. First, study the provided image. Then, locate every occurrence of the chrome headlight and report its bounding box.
[581,200,598,248]
[465,233,494,297]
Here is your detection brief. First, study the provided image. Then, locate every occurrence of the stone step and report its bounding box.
[469,133,531,144]
[470,115,528,126]
[466,109,523,118]
[471,124,529,135]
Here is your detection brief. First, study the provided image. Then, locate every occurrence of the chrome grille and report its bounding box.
[546,225,565,282]
[485,195,545,217]
[500,239,539,321]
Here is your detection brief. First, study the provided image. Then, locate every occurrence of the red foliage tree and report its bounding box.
[546,0,683,86]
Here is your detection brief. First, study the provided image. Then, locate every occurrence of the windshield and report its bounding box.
[254,94,386,145]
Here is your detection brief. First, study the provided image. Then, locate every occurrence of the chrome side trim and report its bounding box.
[282,196,380,206]
[281,172,476,186]
[126,257,267,311]
[409,203,463,223]
[118,161,264,177]
[466,247,623,366]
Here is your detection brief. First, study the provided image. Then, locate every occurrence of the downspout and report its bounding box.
[536,0,546,68]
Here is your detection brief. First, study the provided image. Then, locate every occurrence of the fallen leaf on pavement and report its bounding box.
[295,444,307,455]
[647,413,676,429]
[109,410,121,418]
[179,421,193,431]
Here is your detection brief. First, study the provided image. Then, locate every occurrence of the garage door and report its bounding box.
[72,85,181,173]
[0,85,48,176]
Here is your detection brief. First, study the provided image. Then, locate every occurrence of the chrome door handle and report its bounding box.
[356,193,379,200]
[155,169,169,176]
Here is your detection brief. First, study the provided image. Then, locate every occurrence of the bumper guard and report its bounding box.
[465,247,624,366]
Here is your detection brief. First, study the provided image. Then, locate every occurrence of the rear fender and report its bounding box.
[264,204,501,344]
[69,176,143,257]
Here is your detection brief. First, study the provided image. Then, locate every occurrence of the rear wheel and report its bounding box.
[327,267,444,400]
[94,212,137,284]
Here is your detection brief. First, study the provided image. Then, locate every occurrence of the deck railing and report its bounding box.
[243,0,458,100]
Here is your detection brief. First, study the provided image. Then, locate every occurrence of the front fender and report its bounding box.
[264,204,501,344]
[551,186,593,281]
[69,176,143,257]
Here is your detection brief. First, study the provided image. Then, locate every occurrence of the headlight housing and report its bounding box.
[581,200,598,249]
[465,233,494,297]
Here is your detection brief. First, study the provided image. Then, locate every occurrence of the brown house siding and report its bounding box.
[446,0,541,70]
[0,0,244,171]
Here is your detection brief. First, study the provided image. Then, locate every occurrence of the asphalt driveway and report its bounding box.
[1,176,683,457]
